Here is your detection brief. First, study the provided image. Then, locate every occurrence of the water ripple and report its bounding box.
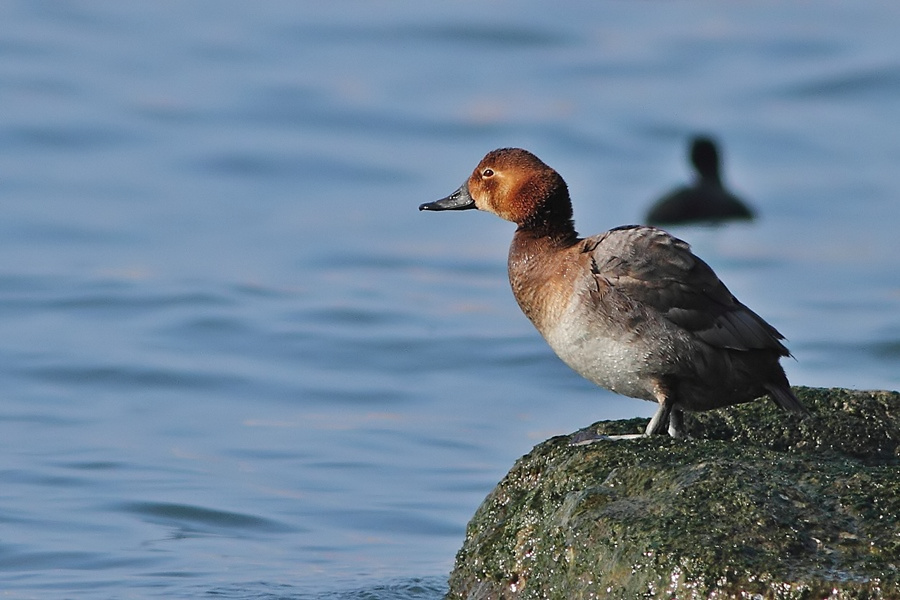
[4,123,136,151]
[280,22,571,48]
[782,63,900,99]
[206,576,447,600]
[190,152,408,183]
[119,502,296,535]
[871,340,900,358]
[21,364,243,391]
[0,550,148,572]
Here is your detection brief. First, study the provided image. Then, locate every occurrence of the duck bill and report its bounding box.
[419,183,476,211]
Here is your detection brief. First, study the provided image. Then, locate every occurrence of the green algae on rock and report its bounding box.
[446,387,900,599]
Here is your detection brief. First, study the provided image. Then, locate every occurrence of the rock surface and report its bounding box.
[446,387,900,599]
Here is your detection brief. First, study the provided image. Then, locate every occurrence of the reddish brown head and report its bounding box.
[420,148,575,236]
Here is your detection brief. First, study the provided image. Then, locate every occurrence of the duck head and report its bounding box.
[419,148,573,231]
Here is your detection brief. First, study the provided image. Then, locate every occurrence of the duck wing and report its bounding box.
[583,225,789,356]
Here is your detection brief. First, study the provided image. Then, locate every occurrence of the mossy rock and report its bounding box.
[447,387,900,599]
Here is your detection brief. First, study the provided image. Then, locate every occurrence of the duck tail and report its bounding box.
[765,384,809,416]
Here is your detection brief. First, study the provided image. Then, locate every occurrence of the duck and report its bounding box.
[645,136,754,226]
[420,148,806,438]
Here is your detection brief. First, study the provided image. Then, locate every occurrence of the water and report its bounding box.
[1,1,899,597]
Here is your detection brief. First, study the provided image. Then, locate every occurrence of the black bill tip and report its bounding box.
[419,183,475,212]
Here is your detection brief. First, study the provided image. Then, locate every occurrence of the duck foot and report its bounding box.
[568,431,645,446]
[569,400,686,446]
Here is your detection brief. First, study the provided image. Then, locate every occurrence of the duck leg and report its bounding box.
[645,386,686,438]
[668,408,685,438]
[644,380,687,438]
[644,399,673,436]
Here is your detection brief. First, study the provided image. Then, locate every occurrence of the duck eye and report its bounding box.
[482,168,494,178]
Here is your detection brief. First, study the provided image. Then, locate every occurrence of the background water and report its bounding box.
[1,1,899,598]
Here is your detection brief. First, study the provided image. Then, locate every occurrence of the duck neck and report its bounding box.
[517,186,579,247]
[699,172,723,188]
[696,162,722,187]
[514,222,579,250]
[508,204,580,331]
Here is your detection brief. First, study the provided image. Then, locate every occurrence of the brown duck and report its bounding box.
[421,148,806,437]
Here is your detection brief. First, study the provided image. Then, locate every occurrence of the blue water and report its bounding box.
[1,1,899,597]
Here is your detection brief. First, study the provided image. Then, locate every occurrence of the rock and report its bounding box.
[446,387,900,599]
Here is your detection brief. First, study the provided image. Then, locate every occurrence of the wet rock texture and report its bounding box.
[446,387,900,599]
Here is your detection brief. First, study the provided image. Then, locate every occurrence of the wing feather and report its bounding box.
[584,226,789,355]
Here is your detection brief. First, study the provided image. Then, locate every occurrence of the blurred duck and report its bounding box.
[421,148,805,438]
[646,136,754,226]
